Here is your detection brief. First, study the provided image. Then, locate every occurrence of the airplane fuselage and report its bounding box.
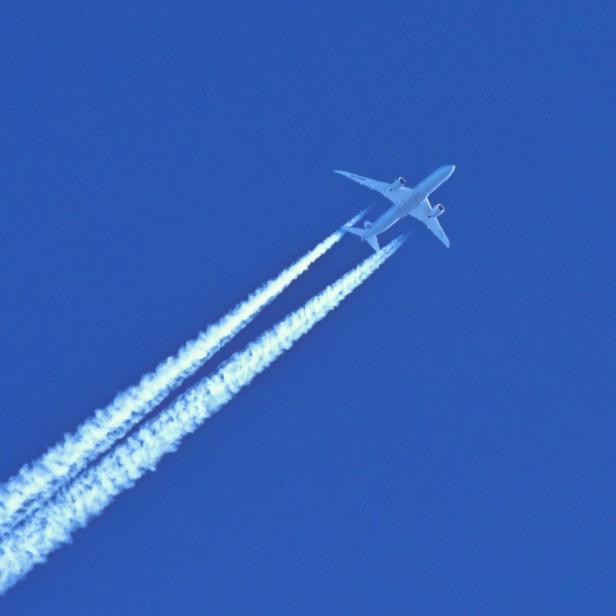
[362,165,455,240]
[362,193,427,239]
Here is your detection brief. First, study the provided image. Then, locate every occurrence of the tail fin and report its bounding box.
[343,223,381,252]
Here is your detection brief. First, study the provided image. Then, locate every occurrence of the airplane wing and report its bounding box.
[409,200,451,247]
[422,216,450,247]
[333,170,392,198]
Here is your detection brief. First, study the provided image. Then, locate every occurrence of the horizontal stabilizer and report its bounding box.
[366,235,380,252]
[343,225,365,239]
[343,224,380,251]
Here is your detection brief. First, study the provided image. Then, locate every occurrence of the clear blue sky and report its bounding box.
[1,3,613,614]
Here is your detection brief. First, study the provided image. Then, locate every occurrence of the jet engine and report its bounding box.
[387,176,407,192]
[429,203,445,218]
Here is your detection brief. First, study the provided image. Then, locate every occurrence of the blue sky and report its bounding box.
[1,2,613,614]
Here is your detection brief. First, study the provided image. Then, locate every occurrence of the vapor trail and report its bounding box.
[0,212,364,538]
[0,236,403,594]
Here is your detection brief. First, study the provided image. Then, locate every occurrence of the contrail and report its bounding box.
[0,212,364,538]
[0,236,404,594]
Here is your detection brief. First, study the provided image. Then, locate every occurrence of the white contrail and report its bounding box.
[0,236,404,594]
[0,212,364,538]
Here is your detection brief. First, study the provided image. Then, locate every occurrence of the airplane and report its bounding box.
[334,164,456,251]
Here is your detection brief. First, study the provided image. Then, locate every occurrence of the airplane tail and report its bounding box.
[343,222,380,252]
[343,225,365,239]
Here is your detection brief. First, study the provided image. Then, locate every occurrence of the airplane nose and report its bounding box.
[441,164,456,180]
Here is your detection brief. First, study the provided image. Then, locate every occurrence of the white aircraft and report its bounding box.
[334,165,455,250]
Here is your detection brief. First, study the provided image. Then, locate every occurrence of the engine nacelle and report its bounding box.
[387,176,407,192]
[430,203,445,218]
